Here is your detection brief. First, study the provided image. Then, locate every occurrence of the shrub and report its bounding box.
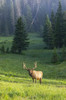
[62,45,66,61]
[6,47,10,53]
[0,45,5,54]
[51,47,59,64]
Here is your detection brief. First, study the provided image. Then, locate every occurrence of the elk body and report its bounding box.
[23,62,43,84]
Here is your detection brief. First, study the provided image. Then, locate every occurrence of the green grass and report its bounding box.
[0,79,66,100]
[0,33,66,100]
[0,36,13,49]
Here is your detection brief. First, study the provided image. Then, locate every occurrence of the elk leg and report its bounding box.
[35,79,37,83]
[40,78,41,84]
[33,79,34,83]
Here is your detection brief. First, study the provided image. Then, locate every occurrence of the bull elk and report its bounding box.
[23,62,43,84]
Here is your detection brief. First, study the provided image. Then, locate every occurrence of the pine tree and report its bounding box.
[43,15,53,49]
[63,11,66,46]
[51,47,59,63]
[1,45,5,54]
[51,10,55,47]
[51,10,55,31]
[62,45,66,61]
[11,17,29,54]
[55,1,64,48]
[26,5,33,32]
[6,47,9,53]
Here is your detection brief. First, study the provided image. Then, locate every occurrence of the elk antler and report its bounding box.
[33,62,37,69]
[23,62,28,70]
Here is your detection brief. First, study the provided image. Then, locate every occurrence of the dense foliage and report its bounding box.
[43,15,53,49]
[0,0,66,35]
[43,2,66,49]
[11,17,29,54]
[55,2,64,48]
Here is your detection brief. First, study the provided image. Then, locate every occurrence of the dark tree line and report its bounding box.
[0,0,66,35]
[43,2,66,49]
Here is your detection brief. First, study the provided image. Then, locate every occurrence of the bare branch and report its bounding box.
[23,62,27,70]
[33,62,37,69]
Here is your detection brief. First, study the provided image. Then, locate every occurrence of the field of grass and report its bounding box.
[0,33,66,100]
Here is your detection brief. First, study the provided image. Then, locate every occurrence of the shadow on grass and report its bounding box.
[0,73,66,87]
[43,79,66,86]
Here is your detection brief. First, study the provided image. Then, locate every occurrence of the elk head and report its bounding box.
[23,62,43,84]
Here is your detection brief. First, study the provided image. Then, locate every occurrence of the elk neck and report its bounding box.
[27,69,33,77]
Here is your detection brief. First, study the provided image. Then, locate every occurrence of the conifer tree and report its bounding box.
[51,47,59,63]
[63,11,66,46]
[51,10,55,32]
[26,5,33,32]
[1,45,5,54]
[43,15,53,49]
[55,1,64,48]
[51,10,55,47]
[62,45,66,61]
[6,47,9,53]
[11,17,29,54]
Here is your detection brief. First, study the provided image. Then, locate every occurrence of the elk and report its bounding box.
[23,62,43,84]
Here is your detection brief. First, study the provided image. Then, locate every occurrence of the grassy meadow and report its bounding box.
[0,33,66,100]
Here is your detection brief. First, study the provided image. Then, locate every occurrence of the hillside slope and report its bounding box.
[0,33,66,100]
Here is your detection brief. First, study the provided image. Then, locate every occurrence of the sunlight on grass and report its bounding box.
[0,78,66,100]
[0,33,66,100]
